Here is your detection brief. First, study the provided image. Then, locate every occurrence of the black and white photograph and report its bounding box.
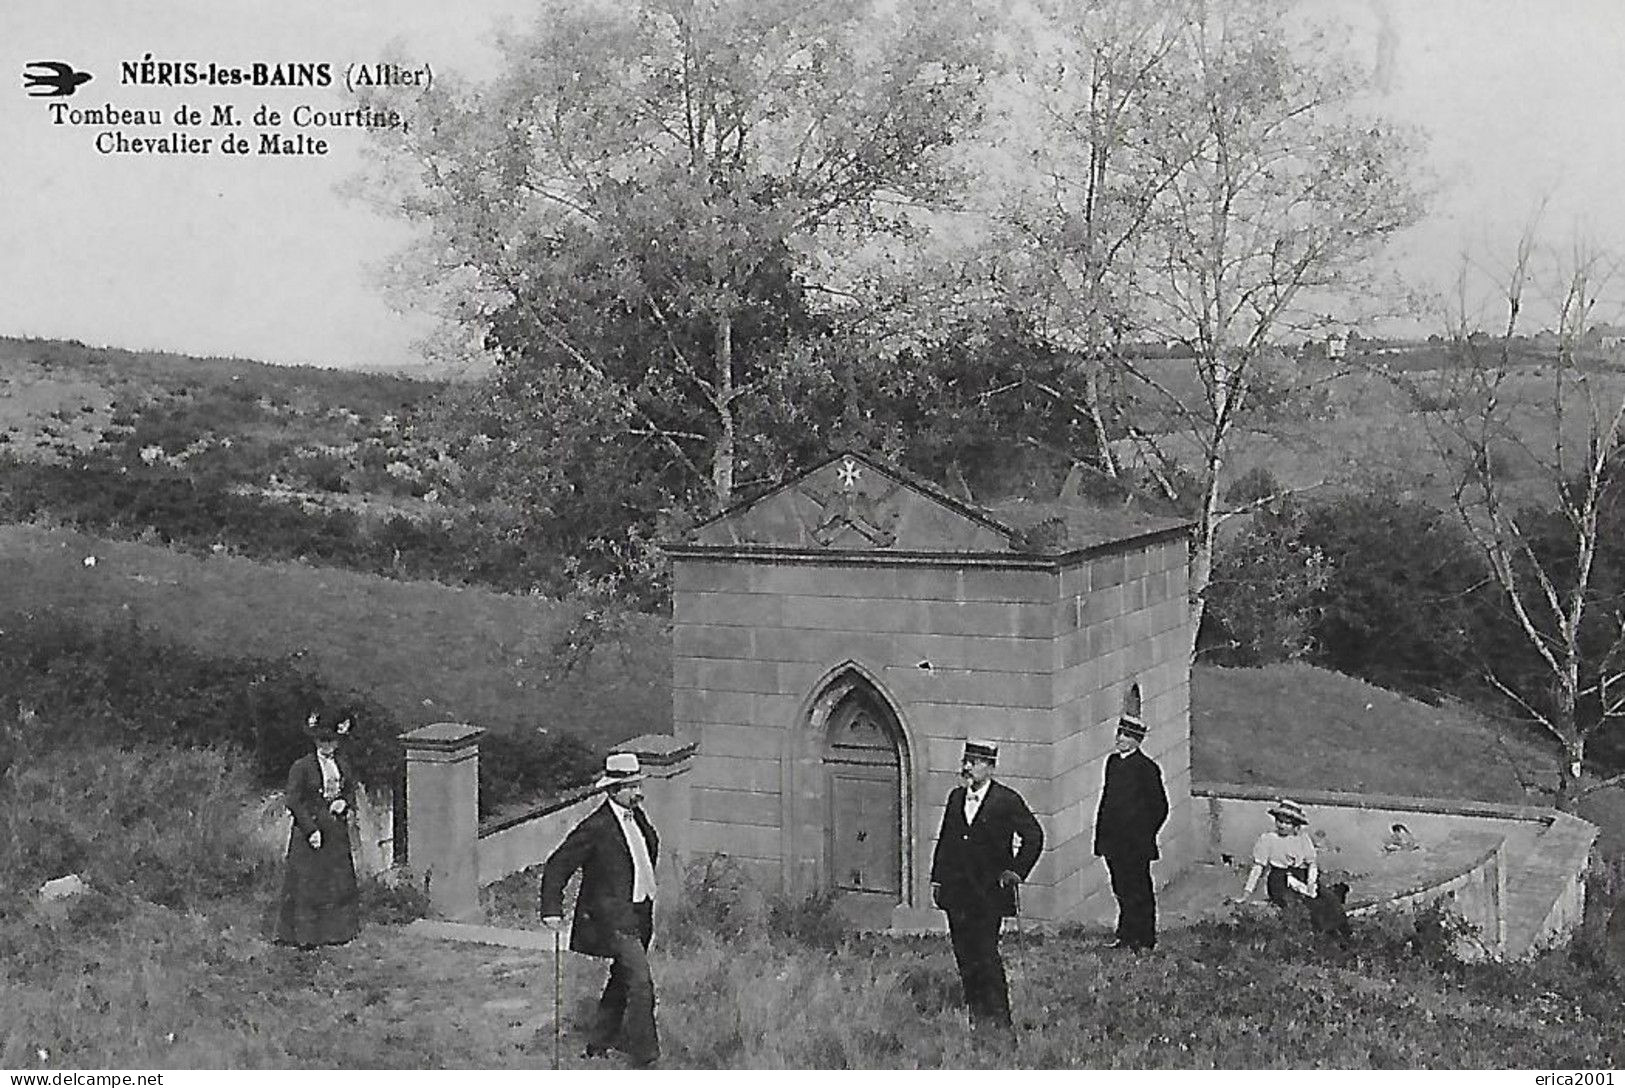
[3,0,1624,1076]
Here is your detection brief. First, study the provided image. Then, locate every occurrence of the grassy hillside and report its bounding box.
[7,335,1623,839]
[1195,662,1625,854]
[0,522,669,747]
[1193,662,1548,801]
[8,512,1622,840]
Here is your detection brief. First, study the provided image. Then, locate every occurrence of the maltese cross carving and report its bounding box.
[798,458,901,547]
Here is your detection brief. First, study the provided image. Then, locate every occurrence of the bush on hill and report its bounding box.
[477,727,601,815]
[0,744,275,919]
[0,608,400,790]
[0,610,599,816]
[1296,490,1489,698]
[0,455,562,595]
[1203,500,1328,666]
[1206,488,1495,701]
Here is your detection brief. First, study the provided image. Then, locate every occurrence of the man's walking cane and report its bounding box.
[553,927,563,1070]
[1008,882,1023,1037]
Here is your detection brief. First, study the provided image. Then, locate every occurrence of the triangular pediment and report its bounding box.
[689,452,1016,554]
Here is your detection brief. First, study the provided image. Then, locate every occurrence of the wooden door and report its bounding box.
[829,766,900,894]
[824,697,901,898]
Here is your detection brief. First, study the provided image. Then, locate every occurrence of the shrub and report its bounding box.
[664,854,773,949]
[0,609,402,792]
[664,855,852,953]
[1204,486,1496,701]
[478,728,600,815]
[1223,465,1281,506]
[0,610,601,821]
[0,454,568,595]
[1297,490,1489,700]
[1203,500,1328,666]
[766,887,846,951]
[0,744,275,917]
[358,868,431,925]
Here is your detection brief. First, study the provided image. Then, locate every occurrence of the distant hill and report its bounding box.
[0,336,444,465]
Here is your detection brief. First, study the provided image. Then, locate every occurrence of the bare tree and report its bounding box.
[987,0,1197,479]
[1000,0,1425,651]
[1424,227,1625,810]
[1115,0,1424,648]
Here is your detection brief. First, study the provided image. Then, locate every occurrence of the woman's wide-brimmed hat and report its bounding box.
[595,752,645,791]
[304,708,353,742]
[1268,798,1308,826]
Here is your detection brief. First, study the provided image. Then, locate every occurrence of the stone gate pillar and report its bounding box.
[401,721,484,922]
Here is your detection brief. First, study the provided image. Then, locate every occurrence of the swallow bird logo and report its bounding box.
[24,61,93,97]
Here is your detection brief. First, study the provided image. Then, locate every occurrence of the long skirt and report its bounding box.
[276,816,359,947]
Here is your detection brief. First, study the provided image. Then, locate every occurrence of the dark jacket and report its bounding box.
[285,751,357,840]
[930,780,1043,917]
[1093,748,1169,860]
[538,800,660,958]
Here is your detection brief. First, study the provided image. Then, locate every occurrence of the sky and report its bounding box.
[3,0,1625,373]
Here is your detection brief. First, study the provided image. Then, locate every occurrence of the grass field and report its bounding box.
[4,773,1621,1070]
[0,522,669,747]
[10,515,1625,847]
[4,740,1621,1071]
[6,525,1625,1066]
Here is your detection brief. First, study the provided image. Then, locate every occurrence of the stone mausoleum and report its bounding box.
[667,450,1196,927]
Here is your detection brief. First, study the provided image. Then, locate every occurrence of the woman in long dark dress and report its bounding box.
[275,707,360,947]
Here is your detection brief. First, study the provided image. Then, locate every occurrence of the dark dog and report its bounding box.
[1307,881,1352,938]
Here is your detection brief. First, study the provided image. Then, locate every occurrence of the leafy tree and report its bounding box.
[978,0,1195,478]
[1297,490,1488,699]
[1202,497,1327,666]
[354,0,991,591]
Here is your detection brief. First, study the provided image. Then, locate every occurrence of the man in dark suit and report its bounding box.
[1092,714,1169,951]
[540,752,661,1068]
[929,739,1044,1036]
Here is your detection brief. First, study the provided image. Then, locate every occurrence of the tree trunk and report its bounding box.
[711,311,736,511]
[1187,428,1225,663]
[1084,361,1119,479]
[1557,734,1585,812]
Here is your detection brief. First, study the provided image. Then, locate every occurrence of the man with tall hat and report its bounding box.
[539,752,661,1068]
[929,739,1044,1037]
[1092,714,1170,951]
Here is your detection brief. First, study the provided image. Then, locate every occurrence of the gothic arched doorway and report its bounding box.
[820,680,906,915]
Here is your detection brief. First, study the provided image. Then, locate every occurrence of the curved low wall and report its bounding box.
[1345,830,1507,959]
[1193,785,1531,959]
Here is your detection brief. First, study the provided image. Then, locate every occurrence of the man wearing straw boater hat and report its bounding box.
[539,752,661,1068]
[929,739,1044,1039]
[1092,714,1169,951]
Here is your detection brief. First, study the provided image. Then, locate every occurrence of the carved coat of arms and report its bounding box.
[796,457,901,548]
